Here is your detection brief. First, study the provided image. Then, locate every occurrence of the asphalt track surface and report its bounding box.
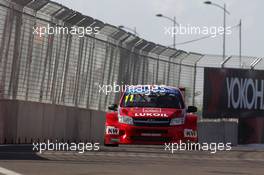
[0,144,264,175]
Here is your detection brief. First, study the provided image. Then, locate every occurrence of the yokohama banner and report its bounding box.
[203,67,264,118]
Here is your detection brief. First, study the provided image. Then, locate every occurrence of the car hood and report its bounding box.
[119,107,185,119]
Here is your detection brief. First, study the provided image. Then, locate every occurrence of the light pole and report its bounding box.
[238,19,242,67]
[118,25,139,36]
[204,1,230,60]
[156,14,180,49]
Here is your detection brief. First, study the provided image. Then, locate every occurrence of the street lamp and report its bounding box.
[238,19,242,67]
[118,25,139,36]
[156,14,180,49]
[204,1,230,60]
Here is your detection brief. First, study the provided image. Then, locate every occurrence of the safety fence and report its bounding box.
[0,0,263,114]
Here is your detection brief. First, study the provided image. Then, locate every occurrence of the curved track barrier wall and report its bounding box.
[198,120,238,145]
[0,99,106,144]
[0,99,239,145]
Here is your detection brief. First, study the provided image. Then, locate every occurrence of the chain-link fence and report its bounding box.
[0,0,263,114]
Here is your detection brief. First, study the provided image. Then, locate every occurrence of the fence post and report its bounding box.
[192,55,203,106]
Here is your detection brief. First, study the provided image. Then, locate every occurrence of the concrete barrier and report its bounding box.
[224,121,238,145]
[90,110,106,144]
[65,107,78,142]
[0,101,3,144]
[42,104,56,142]
[77,108,92,142]
[16,101,44,143]
[0,100,106,144]
[53,105,67,141]
[0,100,19,144]
[198,119,238,146]
[1,99,239,146]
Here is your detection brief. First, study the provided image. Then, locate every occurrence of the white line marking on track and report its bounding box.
[0,167,22,175]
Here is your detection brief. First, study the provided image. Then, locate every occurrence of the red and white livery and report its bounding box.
[104,85,198,146]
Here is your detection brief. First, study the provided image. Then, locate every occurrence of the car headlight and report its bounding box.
[118,115,134,125]
[170,117,184,126]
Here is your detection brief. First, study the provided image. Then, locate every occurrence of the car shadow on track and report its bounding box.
[0,145,48,160]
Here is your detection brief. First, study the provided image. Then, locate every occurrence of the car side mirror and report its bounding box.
[108,104,118,111]
[187,106,197,113]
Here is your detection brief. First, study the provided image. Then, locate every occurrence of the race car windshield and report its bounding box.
[121,90,185,109]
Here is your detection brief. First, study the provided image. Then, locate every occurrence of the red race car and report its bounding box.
[104,85,198,146]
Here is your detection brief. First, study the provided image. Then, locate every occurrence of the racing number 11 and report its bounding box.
[125,95,134,103]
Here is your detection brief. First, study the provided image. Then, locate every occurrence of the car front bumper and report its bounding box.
[105,123,197,145]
